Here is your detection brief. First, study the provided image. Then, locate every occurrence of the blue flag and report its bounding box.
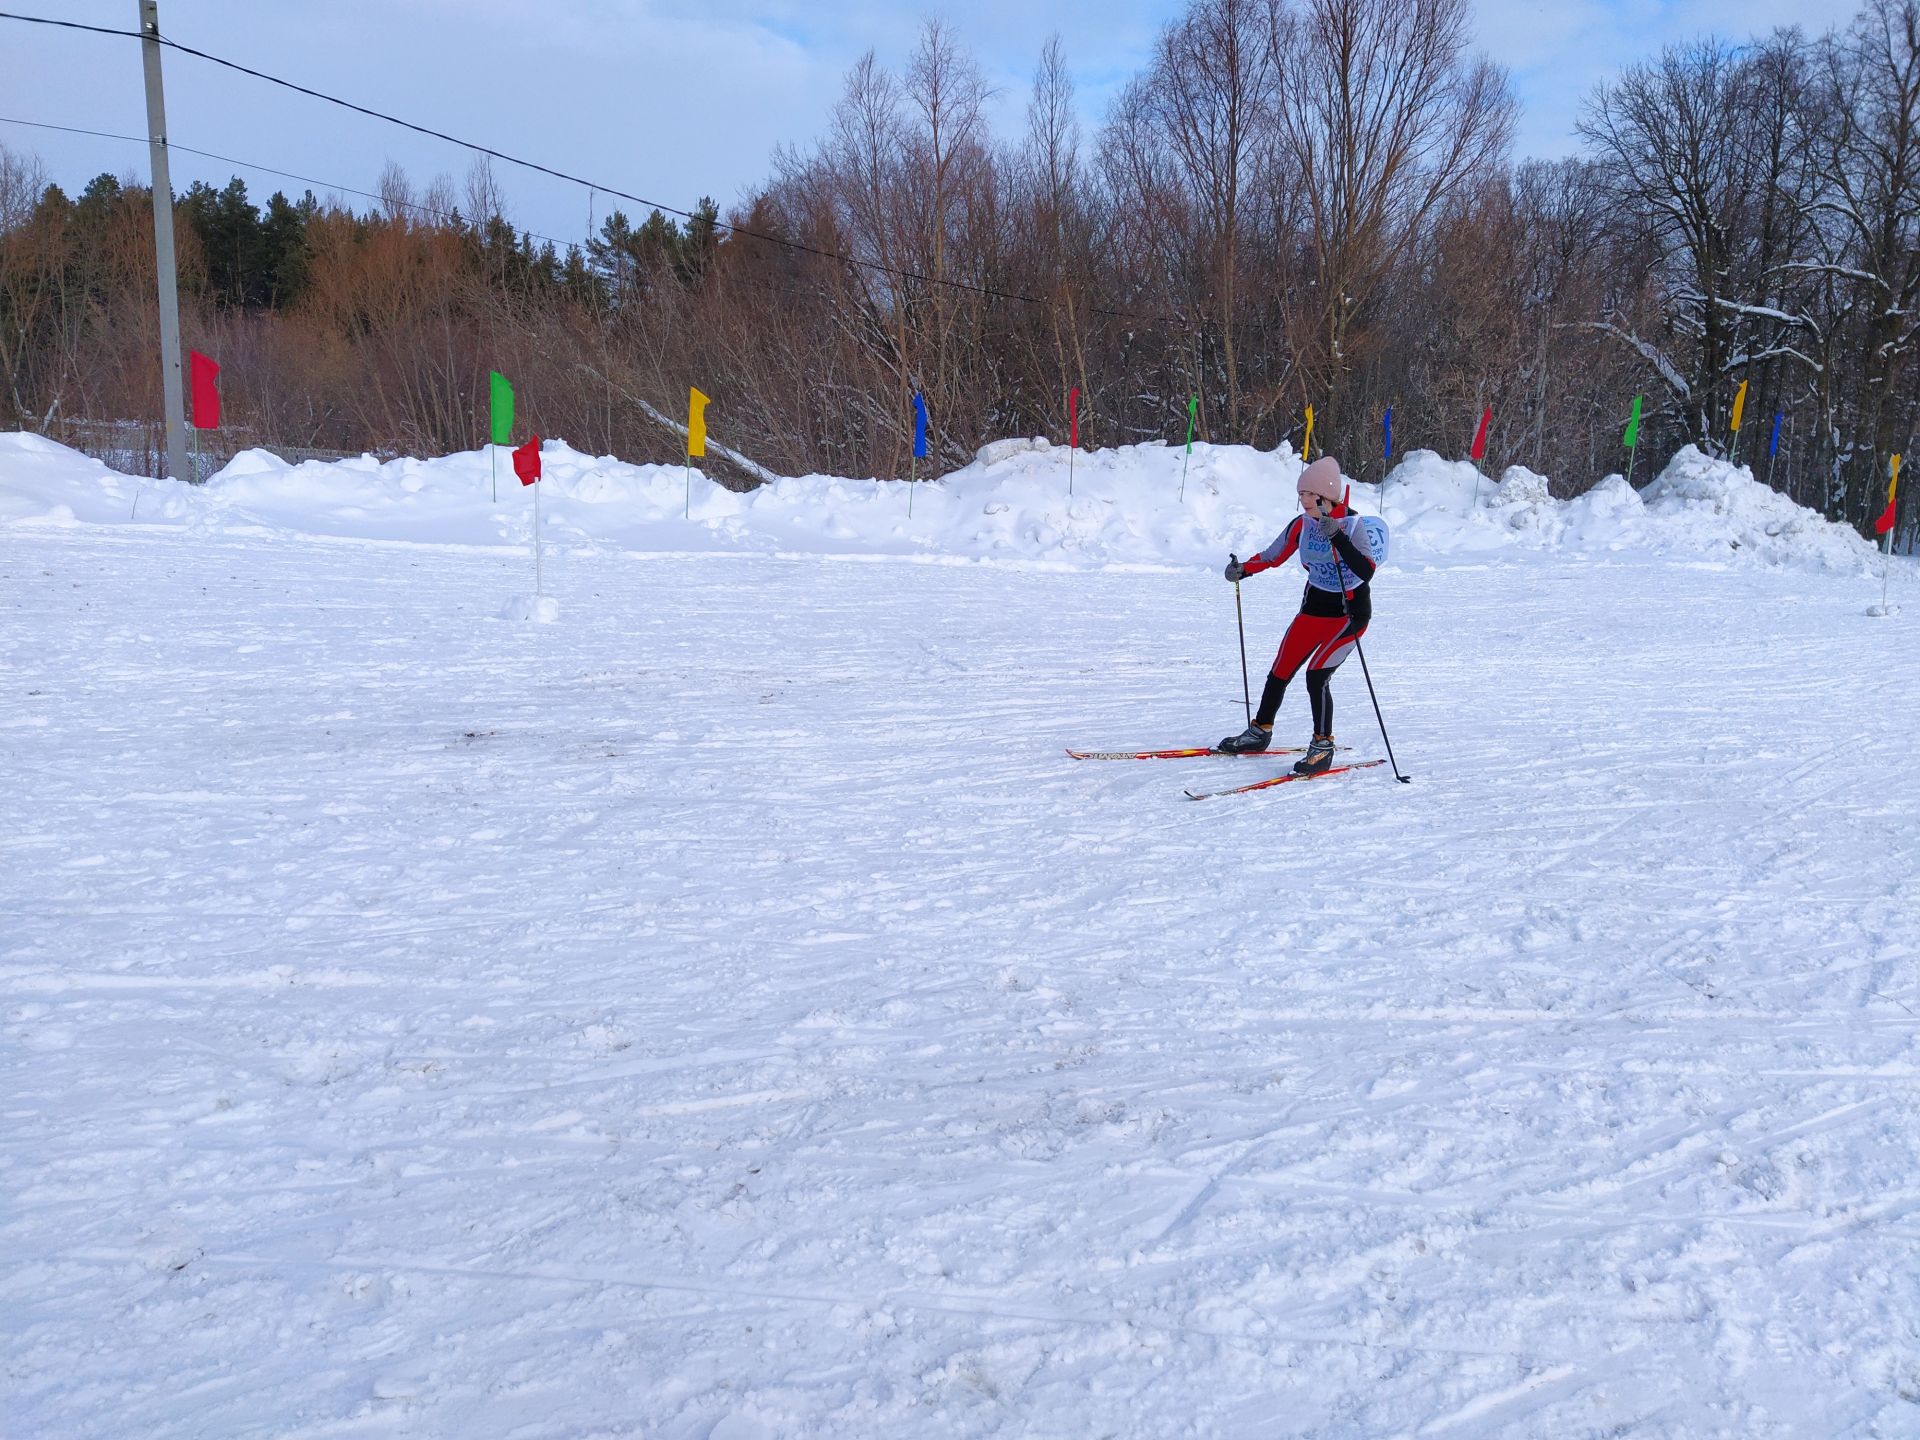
[1383,407,1393,459]
[913,392,929,459]
[1769,412,1782,457]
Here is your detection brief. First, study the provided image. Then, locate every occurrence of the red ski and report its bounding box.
[1067,744,1345,761]
[1183,758,1386,800]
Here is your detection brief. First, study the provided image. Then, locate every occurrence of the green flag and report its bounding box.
[1184,395,1199,454]
[1623,394,1642,450]
[489,371,515,445]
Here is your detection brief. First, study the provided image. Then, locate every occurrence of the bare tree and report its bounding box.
[1818,0,1920,517]
[1580,40,1762,441]
[1136,0,1278,438]
[1021,34,1095,441]
[1277,0,1514,454]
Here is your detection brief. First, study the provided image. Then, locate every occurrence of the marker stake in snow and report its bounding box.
[1180,394,1197,501]
[188,349,219,487]
[911,391,929,517]
[1877,454,1901,612]
[1623,394,1642,488]
[686,387,709,520]
[1068,386,1080,497]
[513,435,544,595]
[1729,378,1748,465]
[489,370,513,504]
[1470,404,1492,504]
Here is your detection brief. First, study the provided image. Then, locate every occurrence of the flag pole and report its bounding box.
[534,466,544,597]
[1729,379,1748,467]
[491,445,498,504]
[1180,394,1197,501]
[1883,454,1900,613]
[1067,386,1081,498]
[684,455,691,519]
[909,454,916,517]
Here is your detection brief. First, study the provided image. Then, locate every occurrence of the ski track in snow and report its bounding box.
[2,531,1918,1438]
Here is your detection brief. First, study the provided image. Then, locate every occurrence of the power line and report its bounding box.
[0,113,587,254]
[0,10,134,41]
[0,7,1185,326]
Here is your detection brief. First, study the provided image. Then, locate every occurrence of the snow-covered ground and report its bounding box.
[3,435,1917,1437]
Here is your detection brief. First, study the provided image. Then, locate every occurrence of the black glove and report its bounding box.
[1224,557,1246,583]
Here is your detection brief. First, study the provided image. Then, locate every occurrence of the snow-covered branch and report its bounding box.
[574,362,783,487]
[1557,321,1691,400]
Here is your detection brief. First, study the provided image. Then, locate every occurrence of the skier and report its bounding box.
[1218,456,1388,773]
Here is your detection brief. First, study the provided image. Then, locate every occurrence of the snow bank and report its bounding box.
[0,429,1894,575]
[1374,445,1879,573]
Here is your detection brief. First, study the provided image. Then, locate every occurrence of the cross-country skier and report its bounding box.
[1218,456,1388,774]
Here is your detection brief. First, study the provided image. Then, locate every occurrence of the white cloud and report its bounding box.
[0,0,1859,239]
[1473,0,1852,160]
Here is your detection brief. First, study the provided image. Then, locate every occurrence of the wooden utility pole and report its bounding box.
[139,1,191,484]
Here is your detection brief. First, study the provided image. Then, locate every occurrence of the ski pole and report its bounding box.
[1328,541,1410,784]
[1231,554,1251,724]
[1228,556,1259,725]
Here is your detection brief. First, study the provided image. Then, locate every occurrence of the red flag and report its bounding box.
[513,435,542,486]
[1470,405,1491,461]
[1069,387,1080,449]
[1875,455,1900,534]
[189,350,220,429]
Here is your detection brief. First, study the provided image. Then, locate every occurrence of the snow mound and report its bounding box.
[1374,445,1883,573]
[1638,445,1872,572]
[500,594,560,623]
[0,430,1897,577]
[0,431,142,525]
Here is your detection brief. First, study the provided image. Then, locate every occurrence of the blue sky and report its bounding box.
[0,0,1847,245]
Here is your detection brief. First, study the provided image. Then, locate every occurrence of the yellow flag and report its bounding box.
[1729,379,1748,433]
[688,387,710,458]
[1303,405,1315,462]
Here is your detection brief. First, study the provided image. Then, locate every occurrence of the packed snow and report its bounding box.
[0,429,1889,577]
[3,431,1916,1438]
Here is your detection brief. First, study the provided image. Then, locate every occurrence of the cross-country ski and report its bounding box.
[1066,744,1348,760]
[1183,757,1388,800]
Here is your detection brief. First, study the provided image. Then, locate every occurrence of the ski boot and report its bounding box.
[1216,722,1273,754]
[1292,734,1337,775]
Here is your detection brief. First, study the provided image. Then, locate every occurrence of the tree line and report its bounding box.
[0,0,1914,540]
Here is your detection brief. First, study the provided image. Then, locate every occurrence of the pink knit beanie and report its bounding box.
[1297,456,1345,504]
